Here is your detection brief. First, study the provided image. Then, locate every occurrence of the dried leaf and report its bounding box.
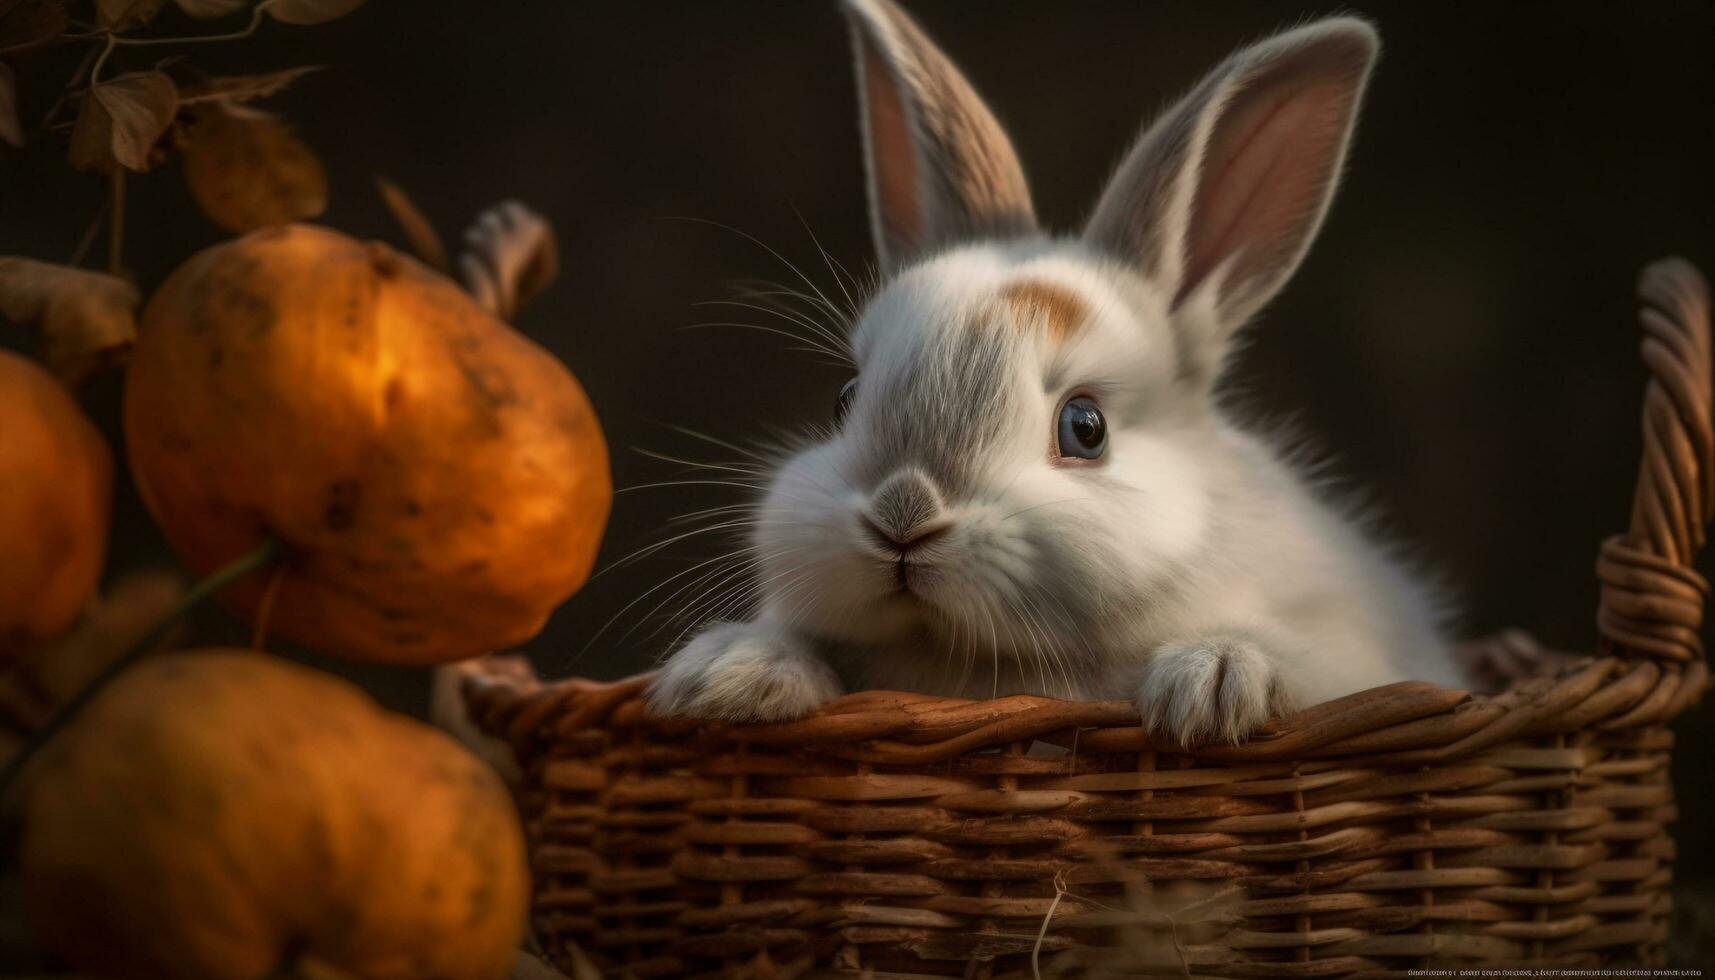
[95,0,165,29]
[0,567,182,811]
[0,0,68,58]
[0,257,140,386]
[173,64,322,105]
[430,661,520,783]
[177,103,326,232]
[375,176,449,272]
[68,70,178,173]
[22,570,184,709]
[459,201,559,321]
[0,63,19,147]
[265,0,363,25]
[172,0,247,17]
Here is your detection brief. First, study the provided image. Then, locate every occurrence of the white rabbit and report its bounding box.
[647,0,1463,743]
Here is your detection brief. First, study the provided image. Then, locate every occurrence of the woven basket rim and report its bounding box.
[459,649,1708,770]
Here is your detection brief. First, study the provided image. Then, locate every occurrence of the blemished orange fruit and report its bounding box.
[21,649,530,980]
[0,349,112,655]
[123,224,610,663]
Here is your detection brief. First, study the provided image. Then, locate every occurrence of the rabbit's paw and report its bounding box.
[1135,636,1282,745]
[646,621,841,722]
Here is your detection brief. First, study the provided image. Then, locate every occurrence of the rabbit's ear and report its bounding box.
[843,0,1037,271]
[1084,18,1377,342]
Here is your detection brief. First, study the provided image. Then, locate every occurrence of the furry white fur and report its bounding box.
[645,0,1462,743]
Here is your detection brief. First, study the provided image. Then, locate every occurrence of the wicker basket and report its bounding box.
[459,259,1713,978]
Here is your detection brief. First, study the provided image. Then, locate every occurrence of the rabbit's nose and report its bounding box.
[859,513,952,554]
[862,469,950,553]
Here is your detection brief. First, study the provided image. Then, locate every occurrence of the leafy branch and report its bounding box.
[84,0,282,87]
[0,0,359,381]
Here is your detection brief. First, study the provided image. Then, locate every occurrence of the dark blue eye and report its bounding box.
[835,378,858,424]
[1056,395,1106,460]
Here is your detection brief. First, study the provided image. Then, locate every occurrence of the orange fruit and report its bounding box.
[0,349,111,655]
[124,225,610,663]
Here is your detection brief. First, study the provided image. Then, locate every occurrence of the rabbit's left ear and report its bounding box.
[843,0,1037,271]
[1084,18,1377,339]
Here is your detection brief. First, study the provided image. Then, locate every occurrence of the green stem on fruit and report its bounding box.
[0,536,283,807]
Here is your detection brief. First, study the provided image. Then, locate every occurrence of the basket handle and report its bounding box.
[1597,258,1715,662]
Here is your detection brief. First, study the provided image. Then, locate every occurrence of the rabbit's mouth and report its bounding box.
[892,558,915,593]
[878,559,931,607]
[889,550,949,599]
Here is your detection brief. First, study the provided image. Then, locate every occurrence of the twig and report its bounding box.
[87,33,116,87]
[113,0,281,46]
[1032,870,1069,980]
[106,168,125,275]
[250,561,289,650]
[38,45,100,131]
[85,0,283,86]
[68,196,110,267]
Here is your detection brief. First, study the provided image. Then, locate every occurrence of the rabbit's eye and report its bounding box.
[835,378,858,424]
[1056,396,1106,461]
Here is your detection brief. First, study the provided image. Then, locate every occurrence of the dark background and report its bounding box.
[4,0,1714,904]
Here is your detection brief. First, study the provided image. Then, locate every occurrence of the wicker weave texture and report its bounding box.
[462,259,1713,977]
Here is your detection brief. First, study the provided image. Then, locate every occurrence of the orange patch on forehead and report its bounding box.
[998,279,1087,342]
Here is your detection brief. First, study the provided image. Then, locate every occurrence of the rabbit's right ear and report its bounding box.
[1084,18,1378,373]
[843,0,1037,271]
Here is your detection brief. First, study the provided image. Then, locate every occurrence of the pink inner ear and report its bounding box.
[862,39,924,254]
[1178,73,1358,308]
